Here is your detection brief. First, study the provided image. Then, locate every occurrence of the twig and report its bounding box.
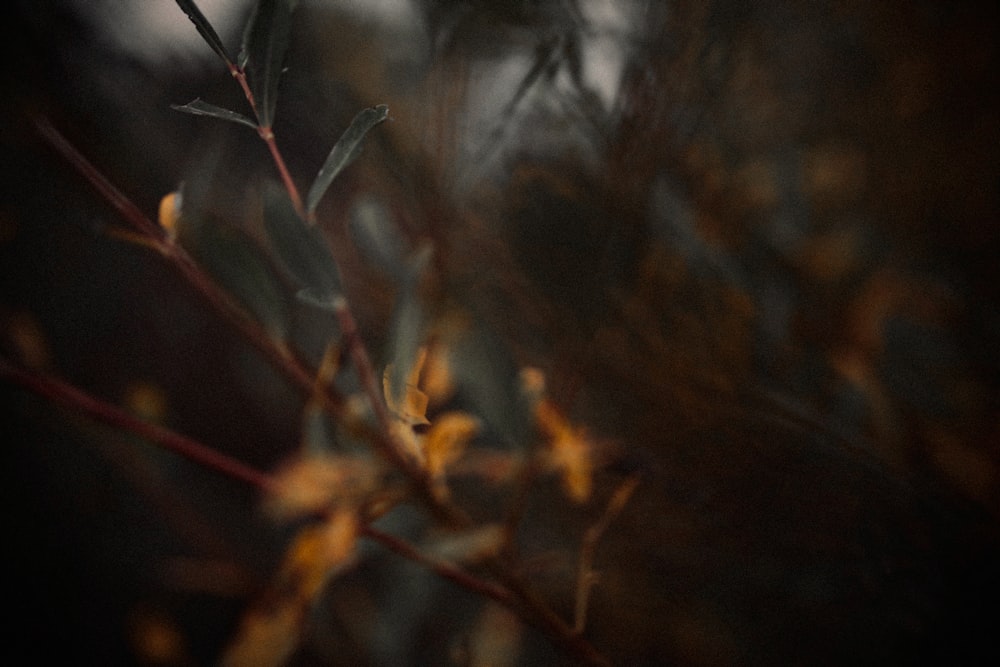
[573,474,641,635]
[28,116,614,667]
[31,116,344,421]
[33,116,162,239]
[2,359,612,666]
[360,524,517,608]
[0,359,274,492]
[490,565,612,667]
[33,113,468,530]
[230,64,305,217]
[333,298,471,529]
[258,125,305,218]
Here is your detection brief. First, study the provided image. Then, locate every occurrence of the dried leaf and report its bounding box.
[422,343,455,406]
[428,524,505,565]
[279,510,358,600]
[158,190,182,239]
[383,348,431,426]
[424,411,480,478]
[221,601,301,667]
[264,454,378,521]
[389,419,426,463]
[534,399,594,503]
[223,510,358,667]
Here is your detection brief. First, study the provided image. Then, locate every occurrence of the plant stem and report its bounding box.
[230,65,305,218]
[31,116,343,416]
[574,474,641,634]
[0,360,274,492]
[2,359,611,666]
[333,298,471,529]
[29,117,613,667]
[33,117,162,239]
[360,524,517,607]
[259,125,305,218]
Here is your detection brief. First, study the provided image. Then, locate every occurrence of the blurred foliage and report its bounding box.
[4,0,1000,665]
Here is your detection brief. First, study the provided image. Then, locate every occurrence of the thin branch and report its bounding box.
[31,116,343,418]
[231,63,305,217]
[0,359,274,492]
[33,116,163,239]
[490,564,612,667]
[333,298,470,529]
[574,474,641,635]
[27,117,614,667]
[259,126,305,218]
[32,115,468,532]
[361,524,517,608]
[2,359,611,666]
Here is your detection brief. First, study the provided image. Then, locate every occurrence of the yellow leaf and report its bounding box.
[422,343,455,405]
[221,602,302,667]
[383,357,431,426]
[428,524,506,565]
[424,411,480,478]
[222,512,359,667]
[550,428,594,503]
[158,190,181,240]
[390,419,426,464]
[534,398,594,503]
[264,455,378,521]
[279,510,359,601]
[519,366,546,401]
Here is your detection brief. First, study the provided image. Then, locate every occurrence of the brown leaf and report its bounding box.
[264,455,378,521]
[424,411,480,478]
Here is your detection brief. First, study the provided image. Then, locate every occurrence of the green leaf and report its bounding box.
[384,244,433,405]
[263,185,342,304]
[175,0,234,67]
[348,197,407,282]
[171,99,258,129]
[240,0,297,128]
[184,215,290,341]
[306,105,390,217]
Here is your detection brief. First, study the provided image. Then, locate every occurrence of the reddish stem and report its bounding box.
[31,116,342,418]
[1,359,609,665]
[1,360,274,492]
[231,66,305,218]
[33,117,162,239]
[259,126,305,218]
[360,524,517,607]
[333,298,469,528]
[27,116,612,667]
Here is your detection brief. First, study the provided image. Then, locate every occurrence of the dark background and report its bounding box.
[3,1,999,664]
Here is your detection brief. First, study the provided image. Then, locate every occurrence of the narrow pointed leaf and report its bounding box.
[349,197,407,282]
[171,99,258,129]
[385,245,433,406]
[306,105,390,216]
[183,216,290,341]
[263,185,342,303]
[240,0,297,128]
[175,0,234,66]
